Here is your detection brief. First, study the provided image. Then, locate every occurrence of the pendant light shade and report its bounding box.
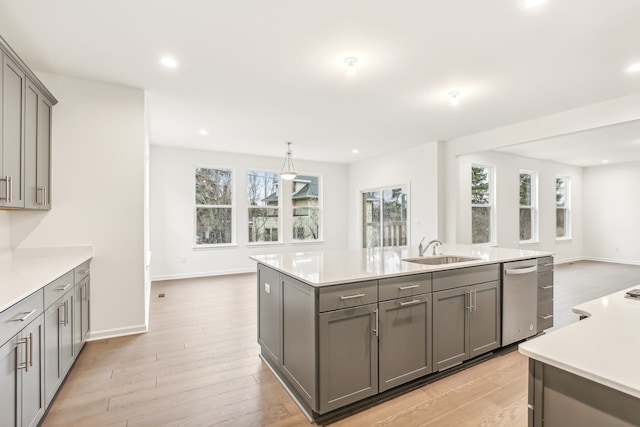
[280,142,297,181]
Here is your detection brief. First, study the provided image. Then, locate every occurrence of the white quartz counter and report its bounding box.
[250,244,552,286]
[0,246,94,312]
[519,286,640,399]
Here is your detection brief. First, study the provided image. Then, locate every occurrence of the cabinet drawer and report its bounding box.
[432,264,500,292]
[0,290,43,346]
[319,281,377,312]
[44,271,74,308]
[74,260,91,284]
[538,271,554,303]
[537,257,554,272]
[379,273,431,301]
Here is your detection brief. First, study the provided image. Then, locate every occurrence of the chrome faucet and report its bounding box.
[419,238,442,256]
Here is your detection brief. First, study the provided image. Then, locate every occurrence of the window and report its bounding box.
[556,176,571,239]
[194,167,233,245]
[519,170,538,243]
[471,164,494,245]
[292,175,321,241]
[362,186,408,248]
[247,171,280,243]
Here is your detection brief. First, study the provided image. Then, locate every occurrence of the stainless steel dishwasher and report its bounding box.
[502,259,538,345]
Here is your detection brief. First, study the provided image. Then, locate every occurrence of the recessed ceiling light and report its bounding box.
[345,57,358,76]
[602,159,609,164]
[523,0,545,8]
[627,63,640,73]
[352,149,359,154]
[198,129,208,136]
[160,57,178,68]
[449,90,461,106]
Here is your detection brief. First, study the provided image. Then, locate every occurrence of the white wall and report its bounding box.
[0,212,9,250]
[149,146,348,280]
[457,151,583,262]
[9,72,147,340]
[347,141,441,249]
[583,161,640,264]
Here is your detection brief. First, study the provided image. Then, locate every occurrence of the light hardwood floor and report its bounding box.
[42,261,640,426]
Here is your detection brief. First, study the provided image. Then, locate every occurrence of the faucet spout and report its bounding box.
[420,239,443,256]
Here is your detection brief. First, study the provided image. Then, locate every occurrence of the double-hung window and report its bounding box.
[247,171,280,243]
[556,176,571,239]
[519,170,538,243]
[471,164,495,245]
[292,175,321,241]
[362,186,408,248]
[195,167,234,245]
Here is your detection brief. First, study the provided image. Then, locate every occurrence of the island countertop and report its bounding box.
[0,246,94,313]
[519,286,640,399]
[250,243,553,287]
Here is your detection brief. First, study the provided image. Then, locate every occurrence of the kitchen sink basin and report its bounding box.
[402,255,481,265]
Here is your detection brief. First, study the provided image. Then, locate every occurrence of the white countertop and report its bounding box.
[250,244,552,286]
[519,286,640,399]
[0,246,94,312]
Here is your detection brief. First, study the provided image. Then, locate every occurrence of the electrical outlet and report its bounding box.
[181,257,187,263]
[265,283,271,294]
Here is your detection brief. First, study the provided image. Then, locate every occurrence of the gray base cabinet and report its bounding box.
[536,257,554,333]
[44,289,74,406]
[257,264,281,365]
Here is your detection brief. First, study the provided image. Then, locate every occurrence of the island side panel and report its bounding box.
[257,264,281,366]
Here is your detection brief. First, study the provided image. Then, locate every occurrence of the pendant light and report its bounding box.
[280,142,297,181]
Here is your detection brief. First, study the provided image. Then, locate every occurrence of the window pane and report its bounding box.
[471,166,490,204]
[556,178,566,207]
[247,171,278,207]
[472,207,491,244]
[293,208,319,240]
[556,208,566,238]
[382,187,408,247]
[196,168,232,205]
[520,208,532,241]
[520,174,531,206]
[196,207,232,244]
[248,208,279,242]
[362,192,380,248]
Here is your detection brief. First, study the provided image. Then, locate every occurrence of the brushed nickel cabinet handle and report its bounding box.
[373,308,379,337]
[17,337,29,371]
[1,176,8,202]
[505,265,538,275]
[399,299,422,307]
[7,176,12,204]
[29,332,34,368]
[11,309,37,322]
[541,285,553,290]
[58,304,65,325]
[340,293,366,300]
[539,314,553,320]
[57,283,72,291]
[466,291,472,312]
[399,284,420,290]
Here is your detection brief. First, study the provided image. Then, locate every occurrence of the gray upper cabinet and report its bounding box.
[24,79,52,210]
[1,53,26,208]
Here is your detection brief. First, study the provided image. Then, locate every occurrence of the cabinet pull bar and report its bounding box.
[466,291,472,312]
[7,176,12,204]
[58,304,65,325]
[340,293,366,300]
[399,299,422,306]
[542,263,554,267]
[11,309,37,322]
[29,332,34,368]
[399,284,420,290]
[1,176,8,202]
[17,337,29,371]
[57,283,72,291]
[539,314,553,320]
[540,285,553,290]
[505,265,538,275]
[373,308,379,337]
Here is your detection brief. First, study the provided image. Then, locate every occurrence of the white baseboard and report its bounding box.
[581,256,640,266]
[151,268,255,282]
[87,324,148,341]
[554,256,586,265]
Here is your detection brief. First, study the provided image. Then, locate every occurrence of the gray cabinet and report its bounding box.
[0,53,26,208]
[378,293,432,392]
[73,261,91,355]
[24,79,52,210]
[257,264,281,365]
[44,289,74,406]
[0,294,45,427]
[537,257,554,333]
[433,264,501,371]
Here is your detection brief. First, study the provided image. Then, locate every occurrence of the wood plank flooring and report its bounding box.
[41,260,640,426]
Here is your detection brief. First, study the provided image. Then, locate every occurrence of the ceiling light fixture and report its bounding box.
[280,142,297,181]
[602,159,609,164]
[345,57,358,76]
[627,63,640,73]
[160,57,178,68]
[198,129,208,135]
[352,149,359,154]
[523,0,545,8]
[449,90,461,106]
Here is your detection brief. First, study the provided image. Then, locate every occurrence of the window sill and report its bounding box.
[519,241,540,246]
[192,244,238,250]
[555,237,573,243]
[291,239,325,245]
[246,242,285,248]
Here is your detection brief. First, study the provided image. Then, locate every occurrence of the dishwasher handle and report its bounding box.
[504,265,538,275]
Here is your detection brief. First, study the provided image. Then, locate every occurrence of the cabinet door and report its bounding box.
[257,264,281,365]
[24,81,51,210]
[378,294,432,392]
[469,281,501,358]
[0,336,20,427]
[433,287,469,371]
[21,315,45,427]
[319,303,378,414]
[81,278,90,342]
[36,95,51,209]
[44,302,62,406]
[1,55,25,208]
[60,292,75,376]
[73,283,83,355]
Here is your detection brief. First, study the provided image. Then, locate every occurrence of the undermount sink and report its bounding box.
[403,255,481,265]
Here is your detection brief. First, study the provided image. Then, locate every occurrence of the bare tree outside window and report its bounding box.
[471,165,493,244]
[248,171,280,243]
[362,186,408,248]
[292,175,321,240]
[556,176,570,239]
[519,171,537,242]
[195,167,233,245]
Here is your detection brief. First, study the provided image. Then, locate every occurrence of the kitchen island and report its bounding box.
[519,287,640,426]
[252,244,553,421]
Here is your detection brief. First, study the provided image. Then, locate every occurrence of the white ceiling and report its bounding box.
[0,0,639,164]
